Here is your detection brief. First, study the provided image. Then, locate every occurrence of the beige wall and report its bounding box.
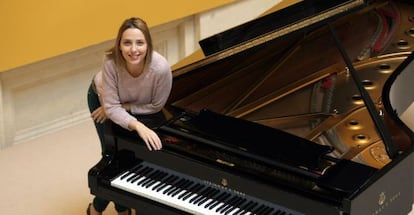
[0,0,235,72]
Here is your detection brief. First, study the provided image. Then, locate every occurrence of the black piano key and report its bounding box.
[163,178,186,195]
[173,180,195,198]
[172,179,192,195]
[124,173,136,182]
[216,195,238,213]
[160,175,181,193]
[126,172,141,183]
[136,175,151,185]
[198,189,222,209]
[144,171,168,188]
[267,207,278,214]
[204,192,227,209]
[206,188,221,199]
[197,188,220,206]
[131,171,151,184]
[178,183,201,200]
[125,166,145,182]
[191,190,207,205]
[239,200,257,214]
[252,204,268,214]
[217,196,237,213]
[233,198,253,215]
[178,183,198,200]
[192,187,215,205]
[224,201,244,215]
[260,207,275,215]
[209,192,231,210]
[181,183,204,201]
[252,205,265,214]
[230,206,243,215]
[155,175,178,192]
[253,205,265,215]
[240,210,253,215]
[120,164,143,180]
[227,199,251,215]
[138,170,161,186]
[189,191,206,204]
[222,195,243,213]
[224,196,246,215]
[143,167,157,177]
[130,167,153,183]
[150,173,172,190]
[233,209,244,215]
[130,165,151,177]
[170,179,193,197]
[163,180,181,195]
[188,186,210,203]
[165,178,187,195]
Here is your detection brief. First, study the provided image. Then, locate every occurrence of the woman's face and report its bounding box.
[120,28,147,67]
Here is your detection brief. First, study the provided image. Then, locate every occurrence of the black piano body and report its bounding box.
[88,0,414,214]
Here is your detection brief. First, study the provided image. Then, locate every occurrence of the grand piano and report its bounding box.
[88,0,414,214]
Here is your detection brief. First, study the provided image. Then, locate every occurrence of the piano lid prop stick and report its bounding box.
[327,22,399,159]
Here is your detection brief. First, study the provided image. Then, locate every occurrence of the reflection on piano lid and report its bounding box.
[400,103,414,131]
[383,52,414,133]
[161,109,334,173]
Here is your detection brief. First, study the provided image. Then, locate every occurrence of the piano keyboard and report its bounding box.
[111,161,303,215]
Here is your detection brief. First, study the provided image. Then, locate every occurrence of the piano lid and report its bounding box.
[199,0,367,56]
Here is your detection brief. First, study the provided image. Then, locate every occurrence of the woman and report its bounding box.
[87,17,173,215]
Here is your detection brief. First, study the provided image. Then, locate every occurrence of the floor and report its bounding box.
[1,120,414,215]
[0,120,122,215]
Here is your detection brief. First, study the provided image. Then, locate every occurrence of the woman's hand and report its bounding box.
[129,120,162,151]
[91,106,107,124]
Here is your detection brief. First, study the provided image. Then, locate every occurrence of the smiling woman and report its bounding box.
[0,0,284,151]
[86,17,173,215]
[0,0,234,72]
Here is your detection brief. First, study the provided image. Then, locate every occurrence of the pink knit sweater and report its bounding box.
[94,51,172,129]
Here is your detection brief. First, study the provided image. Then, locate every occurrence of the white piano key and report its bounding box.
[111,162,300,215]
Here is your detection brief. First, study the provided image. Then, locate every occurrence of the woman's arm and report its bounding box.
[91,71,108,124]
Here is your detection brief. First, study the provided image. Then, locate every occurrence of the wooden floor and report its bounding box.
[0,120,413,215]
